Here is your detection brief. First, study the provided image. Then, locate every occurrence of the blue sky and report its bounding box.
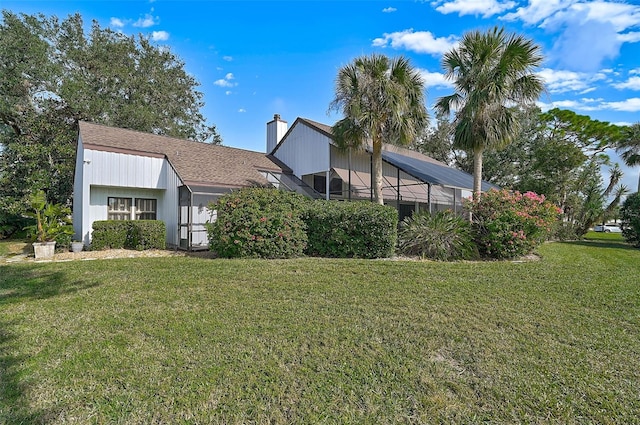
[4,0,640,189]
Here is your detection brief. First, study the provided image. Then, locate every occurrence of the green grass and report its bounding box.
[1,240,639,423]
[584,230,625,242]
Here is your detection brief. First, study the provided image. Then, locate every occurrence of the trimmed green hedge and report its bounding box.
[91,220,166,250]
[207,188,309,258]
[303,201,398,258]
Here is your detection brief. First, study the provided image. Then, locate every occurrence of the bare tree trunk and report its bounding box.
[373,141,384,205]
[473,148,483,199]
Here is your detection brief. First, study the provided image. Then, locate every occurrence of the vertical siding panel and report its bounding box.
[274,122,330,177]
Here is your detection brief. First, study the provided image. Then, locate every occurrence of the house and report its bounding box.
[72,121,311,250]
[73,117,495,250]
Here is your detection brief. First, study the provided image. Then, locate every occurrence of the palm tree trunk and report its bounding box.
[473,148,483,199]
[373,141,384,205]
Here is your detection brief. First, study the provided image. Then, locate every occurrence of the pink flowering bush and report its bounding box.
[466,189,561,259]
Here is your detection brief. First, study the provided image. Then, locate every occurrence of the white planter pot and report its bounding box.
[33,241,56,259]
[71,241,84,253]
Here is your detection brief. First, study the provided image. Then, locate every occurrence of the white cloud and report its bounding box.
[432,0,516,18]
[537,68,604,94]
[539,96,640,113]
[214,73,237,88]
[214,80,235,88]
[238,108,246,113]
[372,29,458,56]
[631,68,640,75]
[618,31,640,42]
[578,87,597,95]
[110,17,125,28]
[225,91,232,95]
[418,69,453,89]
[602,97,640,112]
[503,1,640,72]
[537,99,601,112]
[502,0,571,25]
[223,56,233,62]
[613,76,640,90]
[151,31,169,41]
[382,7,397,13]
[551,15,622,72]
[133,13,158,28]
[567,2,640,33]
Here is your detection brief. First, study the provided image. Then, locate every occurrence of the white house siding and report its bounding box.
[72,137,86,241]
[273,122,331,177]
[74,147,182,247]
[83,149,167,189]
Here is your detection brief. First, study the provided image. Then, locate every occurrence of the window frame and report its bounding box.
[107,197,158,221]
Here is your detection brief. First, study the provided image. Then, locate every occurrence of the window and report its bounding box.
[313,175,326,194]
[329,177,343,195]
[108,197,132,220]
[313,175,343,196]
[136,198,157,220]
[108,197,157,220]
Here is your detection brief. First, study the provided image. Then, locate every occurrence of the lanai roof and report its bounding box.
[78,121,284,188]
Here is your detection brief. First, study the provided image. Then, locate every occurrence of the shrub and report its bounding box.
[0,212,31,239]
[129,221,166,250]
[620,192,640,247]
[398,210,478,261]
[304,201,398,258]
[551,221,581,241]
[91,221,129,250]
[207,188,309,258]
[466,189,561,259]
[91,220,166,250]
[55,232,72,252]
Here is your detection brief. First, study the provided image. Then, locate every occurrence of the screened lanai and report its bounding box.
[178,172,320,251]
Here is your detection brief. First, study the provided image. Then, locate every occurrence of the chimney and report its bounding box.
[266,114,288,154]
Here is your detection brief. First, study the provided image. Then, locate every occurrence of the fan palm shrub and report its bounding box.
[398,210,478,261]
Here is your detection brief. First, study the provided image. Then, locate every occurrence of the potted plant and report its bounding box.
[25,191,74,259]
[71,240,84,253]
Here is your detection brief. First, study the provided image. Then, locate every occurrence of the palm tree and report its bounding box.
[329,54,428,204]
[435,26,544,198]
[617,122,640,166]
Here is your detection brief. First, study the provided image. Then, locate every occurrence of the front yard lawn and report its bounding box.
[1,238,639,423]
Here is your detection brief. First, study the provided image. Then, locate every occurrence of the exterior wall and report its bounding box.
[74,145,182,247]
[331,146,370,173]
[83,149,167,189]
[72,137,86,241]
[273,122,331,177]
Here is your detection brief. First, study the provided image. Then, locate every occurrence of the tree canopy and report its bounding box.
[0,11,221,215]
